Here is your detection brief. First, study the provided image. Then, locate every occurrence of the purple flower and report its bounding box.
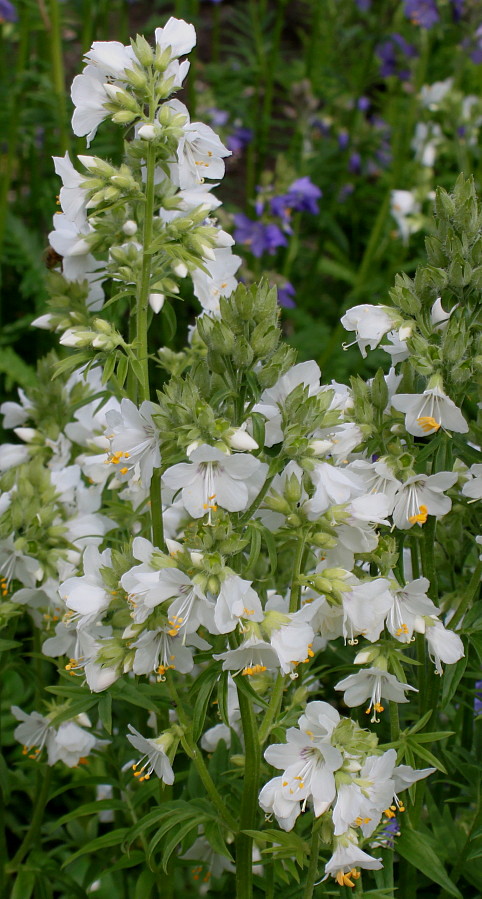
[475,681,482,715]
[357,96,371,111]
[206,107,229,128]
[233,214,287,257]
[226,126,253,154]
[377,33,418,79]
[404,0,440,29]
[354,0,371,9]
[378,817,400,848]
[277,282,296,308]
[338,130,349,150]
[463,25,482,64]
[0,0,17,21]
[348,152,362,174]
[450,0,464,20]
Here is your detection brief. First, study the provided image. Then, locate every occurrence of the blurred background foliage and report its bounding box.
[2,0,482,407]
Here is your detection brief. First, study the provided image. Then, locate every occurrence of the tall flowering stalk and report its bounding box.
[0,15,481,899]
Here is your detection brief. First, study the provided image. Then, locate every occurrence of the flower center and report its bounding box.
[416,415,440,433]
[335,869,361,888]
[408,504,428,525]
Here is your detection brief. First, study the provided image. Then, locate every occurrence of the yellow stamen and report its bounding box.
[241,664,267,676]
[408,504,428,525]
[417,416,441,433]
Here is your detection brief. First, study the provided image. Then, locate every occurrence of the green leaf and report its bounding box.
[234,673,270,709]
[55,799,127,828]
[217,671,230,727]
[0,638,21,651]
[0,347,37,389]
[161,301,177,342]
[245,526,262,574]
[62,828,129,867]
[396,827,463,897]
[98,692,112,734]
[190,664,220,743]
[441,656,468,708]
[160,818,202,872]
[134,869,157,899]
[406,739,447,773]
[10,866,36,899]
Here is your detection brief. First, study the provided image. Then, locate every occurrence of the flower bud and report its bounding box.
[227,428,258,451]
[149,292,165,313]
[122,220,138,236]
[173,262,188,278]
[138,123,157,141]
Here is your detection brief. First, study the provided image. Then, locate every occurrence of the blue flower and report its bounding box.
[277,282,296,308]
[404,0,440,29]
[0,0,18,22]
[376,33,418,80]
[233,214,287,257]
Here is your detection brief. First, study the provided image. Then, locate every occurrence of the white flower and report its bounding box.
[341,305,400,357]
[105,398,161,487]
[424,620,464,674]
[154,16,196,58]
[306,462,365,517]
[462,463,482,501]
[47,720,97,768]
[53,153,89,226]
[131,627,198,677]
[0,535,41,589]
[332,749,397,837]
[168,99,231,190]
[392,471,457,529]
[349,459,402,515]
[259,776,302,831]
[191,248,241,314]
[126,724,175,784]
[162,444,267,520]
[84,40,135,78]
[59,546,112,629]
[392,763,436,793]
[1,388,33,429]
[324,834,382,885]
[262,721,343,823]
[214,574,263,633]
[390,189,421,243]
[12,706,54,760]
[71,65,113,145]
[213,636,280,676]
[339,577,393,644]
[391,385,468,437]
[0,443,30,471]
[385,577,438,642]
[335,668,417,721]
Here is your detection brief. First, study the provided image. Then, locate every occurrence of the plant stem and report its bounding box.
[238,474,275,525]
[449,560,482,629]
[7,768,52,871]
[235,687,261,899]
[168,677,237,831]
[137,133,165,549]
[302,816,322,899]
[47,0,70,154]
[258,673,285,745]
[289,538,306,613]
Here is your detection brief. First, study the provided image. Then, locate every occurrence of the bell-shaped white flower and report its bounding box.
[213,635,280,676]
[47,720,98,768]
[332,749,397,837]
[168,99,231,190]
[191,247,241,314]
[462,463,482,501]
[335,668,417,721]
[59,546,112,629]
[162,444,267,520]
[154,16,196,57]
[306,462,365,517]
[53,153,89,226]
[71,64,113,145]
[392,471,457,529]
[341,304,400,357]
[385,577,438,642]
[392,385,468,437]
[214,574,263,634]
[424,620,464,674]
[324,833,382,885]
[127,724,175,784]
[105,398,161,487]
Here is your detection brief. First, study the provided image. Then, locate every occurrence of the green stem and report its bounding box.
[388,700,400,742]
[47,0,70,154]
[238,474,275,525]
[137,134,165,549]
[302,816,322,899]
[289,538,306,613]
[258,673,285,745]
[422,516,437,601]
[235,687,261,899]
[168,678,237,831]
[449,560,482,629]
[7,768,52,871]
[150,469,165,550]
